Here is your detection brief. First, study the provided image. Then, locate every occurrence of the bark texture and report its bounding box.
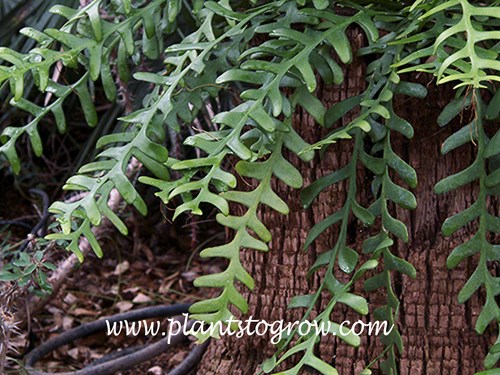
[196,36,496,375]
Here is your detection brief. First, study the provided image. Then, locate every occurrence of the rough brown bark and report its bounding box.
[196,41,495,375]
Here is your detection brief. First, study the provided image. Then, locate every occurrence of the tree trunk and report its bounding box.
[196,38,495,375]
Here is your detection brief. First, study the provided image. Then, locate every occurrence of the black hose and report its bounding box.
[87,343,148,366]
[168,340,210,375]
[24,303,209,375]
